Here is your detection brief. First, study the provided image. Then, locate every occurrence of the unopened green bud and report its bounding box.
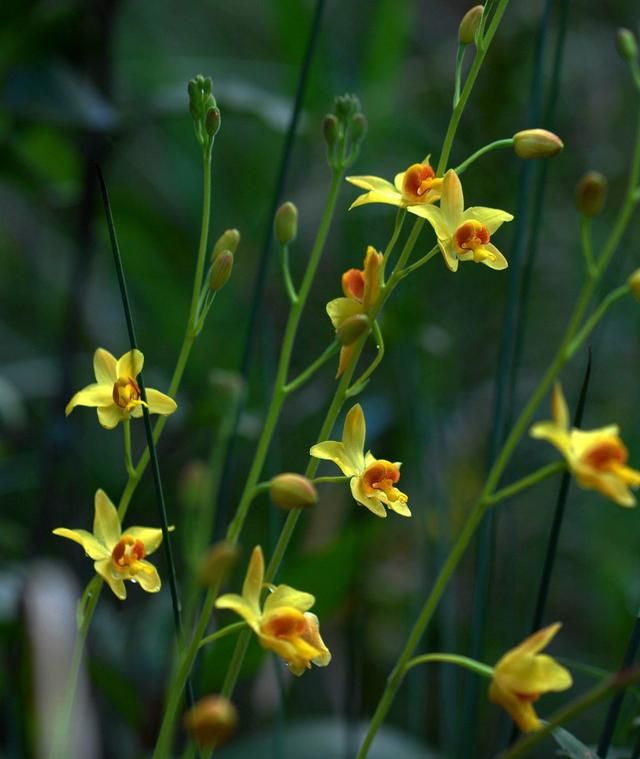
[184,696,238,749]
[351,113,368,145]
[323,114,340,146]
[513,129,564,159]
[337,313,370,346]
[205,106,221,137]
[198,541,240,586]
[270,473,318,511]
[459,5,483,45]
[617,28,638,62]
[274,202,298,245]
[576,171,607,217]
[209,251,234,291]
[335,94,361,121]
[628,269,640,300]
[211,228,240,262]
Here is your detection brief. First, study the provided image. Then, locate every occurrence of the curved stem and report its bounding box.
[484,461,565,507]
[280,243,299,304]
[187,149,213,333]
[580,216,594,275]
[346,322,385,398]
[404,652,494,679]
[454,138,514,176]
[284,340,339,394]
[453,44,466,109]
[397,244,439,279]
[566,284,630,359]
[198,621,246,650]
[123,420,135,477]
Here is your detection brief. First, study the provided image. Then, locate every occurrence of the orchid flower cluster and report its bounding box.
[50,8,640,759]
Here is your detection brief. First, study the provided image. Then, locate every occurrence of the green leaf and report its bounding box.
[551,727,601,758]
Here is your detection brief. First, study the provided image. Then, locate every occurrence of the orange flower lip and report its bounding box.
[362,460,406,502]
[112,376,142,409]
[261,611,307,639]
[582,440,628,471]
[342,268,366,301]
[112,534,146,571]
[454,220,490,253]
[402,163,441,202]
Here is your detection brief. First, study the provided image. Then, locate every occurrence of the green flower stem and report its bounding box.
[283,340,339,394]
[279,243,299,304]
[153,169,344,757]
[312,475,351,485]
[453,44,467,109]
[567,284,630,358]
[397,244,439,280]
[123,420,135,477]
[453,138,514,176]
[187,147,214,333]
[198,621,246,650]
[580,216,595,275]
[484,461,565,506]
[498,667,640,759]
[346,321,385,398]
[382,208,406,268]
[404,653,494,680]
[436,0,511,176]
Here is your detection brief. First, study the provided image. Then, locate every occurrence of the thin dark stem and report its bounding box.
[213,0,326,537]
[597,611,640,756]
[96,166,195,712]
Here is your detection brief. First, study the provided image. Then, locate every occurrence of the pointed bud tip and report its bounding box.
[270,473,318,510]
[459,5,483,45]
[209,251,234,291]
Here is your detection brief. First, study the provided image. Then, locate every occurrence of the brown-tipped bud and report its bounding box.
[209,250,234,291]
[178,461,208,511]
[337,313,370,346]
[459,5,483,45]
[513,129,564,159]
[270,473,318,511]
[184,695,238,748]
[274,202,298,246]
[323,114,340,146]
[628,269,640,300]
[617,28,638,62]
[576,171,607,217]
[198,541,240,586]
[205,106,221,137]
[211,228,240,262]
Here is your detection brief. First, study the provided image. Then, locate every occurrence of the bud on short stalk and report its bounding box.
[211,228,240,262]
[513,129,564,159]
[184,696,238,748]
[337,313,370,346]
[576,171,607,217]
[274,202,298,246]
[209,250,234,292]
[270,473,318,510]
[459,5,483,46]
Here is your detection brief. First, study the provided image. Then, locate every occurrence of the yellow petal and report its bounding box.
[52,528,110,560]
[94,559,127,600]
[93,348,117,385]
[502,622,563,660]
[440,170,464,229]
[97,405,125,429]
[126,526,164,555]
[438,239,459,272]
[462,207,514,233]
[336,344,355,379]
[65,384,113,416]
[93,489,121,550]
[326,297,362,330]
[134,561,161,592]
[573,466,637,507]
[362,246,383,310]
[349,191,403,210]
[145,388,177,416]
[116,349,144,380]
[406,204,451,239]
[530,422,572,460]
[242,546,264,611]
[388,499,412,517]
[346,175,397,193]
[303,612,332,667]
[309,439,362,477]
[489,678,542,733]
[551,383,569,430]
[479,242,508,271]
[498,653,572,696]
[350,477,387,517]
[215,593,260,630]
[343,404,366,468]
[263,585,315,615]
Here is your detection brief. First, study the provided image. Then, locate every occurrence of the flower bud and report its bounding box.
[199,541,240,586]
[335,93,361,121]
[270,473,318,510]
[209,250,234,292]
[184,695,238,748]
[513,129,564,159]
[350,113,368,145]
[628,269,640,300]
[323,114,340,147]
[205,106,221,137]
[459,5,483,46]
[336,313,370,346]
[576,171,607,217]
[617,28,638,62]
[274,202,298,246]
[211,228,240,262]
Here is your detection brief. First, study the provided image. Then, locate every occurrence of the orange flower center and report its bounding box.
[515,692,540,704]
[362,460,406,502]
[111,535,146,572]
[402,163,441,203]
[112,377,141,410]
[261,611,306,640]
[582,440,628,471]
[342,268,366,301]
[454,220,491,253]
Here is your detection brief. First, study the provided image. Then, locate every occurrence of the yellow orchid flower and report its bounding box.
[411,169,513,272]
[65,348,177,429]
[346,158,443,212]
[326,245,383,377]
[215,546,331,676]
[531,383,640,507]
[53,489,164,600]
[489,622,572,733]
[310,403,411,518]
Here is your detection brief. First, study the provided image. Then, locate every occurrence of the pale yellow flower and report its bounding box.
[347,158,443,212]
[310,404,411,518]
[53,489,163,600]
[411,169,513,271]
[216,546,331,676]
[489,623,572,733]
[531,383,640,507]
[65,348,177,429]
